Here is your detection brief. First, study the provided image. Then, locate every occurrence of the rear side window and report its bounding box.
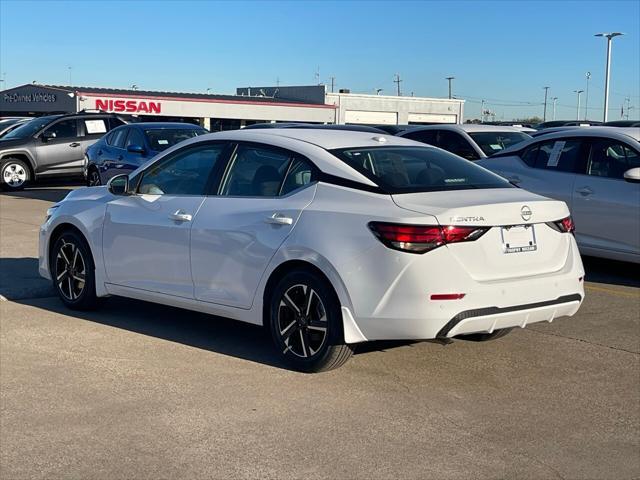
[83,119,107,136]
[587,139,640,179]
[220,144,291,197]
[331,146,512,193]
[532,139,584,172]
[281,158,315,195]
[468,131,530,156]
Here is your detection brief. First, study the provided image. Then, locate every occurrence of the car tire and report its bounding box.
[50,230,98,310]
[457,328,513,342]
[269,270,353,372]
[1,158,31,191]
[87,166,101,187]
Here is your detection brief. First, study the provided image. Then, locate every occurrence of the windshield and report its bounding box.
[1,116,58,140]
[145,128,206,151]
[468,131,530,156]
[331,146,513,193]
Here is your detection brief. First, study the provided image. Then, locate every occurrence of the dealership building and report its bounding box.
[1,83,464,129]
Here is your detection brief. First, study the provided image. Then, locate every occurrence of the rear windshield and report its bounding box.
[144,128,205,151]
[331,146,513,193]
[468,131,530,156]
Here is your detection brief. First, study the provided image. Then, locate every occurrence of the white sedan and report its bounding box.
[39,129,584,372]
[477,127,640,263]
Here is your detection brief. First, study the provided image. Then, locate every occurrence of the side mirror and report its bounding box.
[127,144,145,155]
[107,174,130,195]
[623,167,640,183]
[41,130,56,142]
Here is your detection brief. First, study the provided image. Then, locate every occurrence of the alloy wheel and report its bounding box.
[55,240,86,301]
[2,163,27,188]
[88,169,101,186]
[277,284,328,358]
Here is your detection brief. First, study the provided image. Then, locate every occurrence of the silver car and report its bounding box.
[477,127,640,263]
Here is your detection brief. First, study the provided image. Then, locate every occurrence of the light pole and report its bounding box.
[68,66,72,86]
[543,86,550,121]
[552,97,558,120]
[574,90,584,120]
[481,99,486,123]
[595,32,624,122]
[584,72,591,120]
[446,76,455,99]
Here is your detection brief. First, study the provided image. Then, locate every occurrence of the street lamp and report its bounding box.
[543,86,550,121]
[574,90,584,120]
[584,72,591,120]
[552,97,558,120]
[445,76,455,99]
[595,32,624,122]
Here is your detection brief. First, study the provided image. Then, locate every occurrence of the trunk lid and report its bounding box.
[392,188,572,281]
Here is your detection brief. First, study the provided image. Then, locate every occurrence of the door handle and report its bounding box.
[265,213,293,225]
[576,186,593,196]
[169,210,193,222]
[69,142,80,147]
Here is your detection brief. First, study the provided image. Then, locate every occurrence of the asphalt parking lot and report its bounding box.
[1,183,638,480]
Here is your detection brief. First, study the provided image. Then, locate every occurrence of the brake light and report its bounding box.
[547,216,575,234]
[368,222,489,254]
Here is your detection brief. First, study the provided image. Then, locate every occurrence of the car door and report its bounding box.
[190,143,317,308]
[101,127,130,182]
[34,118,83,174]
[102,142,229,297]
[509,137,588,209]
[571,137,640,255]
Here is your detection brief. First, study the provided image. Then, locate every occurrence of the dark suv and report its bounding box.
[0,112,125,191]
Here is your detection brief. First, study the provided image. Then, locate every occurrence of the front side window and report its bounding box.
[138,144,225,195]
[220,144,292,197]
[145,128,205,152]
[532,139,584,173]
[43,119,78,140]
[403,129,438,145]
[438,131,479,160]
[125,128,145,148]
[587,139,640,179]
[331,146,512,193]
[110,128,128,148]
[2,116,56,140]
[468,131,530,156]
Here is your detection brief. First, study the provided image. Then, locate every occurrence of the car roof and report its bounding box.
[402,124,527,134]
[143,128,430,187]
[495,127,640,156]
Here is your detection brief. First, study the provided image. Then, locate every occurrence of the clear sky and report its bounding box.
[1,0,639,121]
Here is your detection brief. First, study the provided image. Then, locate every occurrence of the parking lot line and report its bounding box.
[585,284,640,298]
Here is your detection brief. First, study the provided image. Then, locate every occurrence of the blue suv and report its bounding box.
[85,122,207,186]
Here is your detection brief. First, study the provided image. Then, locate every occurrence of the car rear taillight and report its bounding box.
[547,216,575,234]
[368,222,489,254]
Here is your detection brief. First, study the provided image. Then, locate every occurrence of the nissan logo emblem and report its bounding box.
[521,205,532,222]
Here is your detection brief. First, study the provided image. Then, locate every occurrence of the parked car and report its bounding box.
[398,124,531,160]
[477,127,640,263]
[85,122,207,186]
[244,123,388,134]
[535,120,603,129]
[40,129,584,372]
[0,117,31,138]
[0,112,126,191]
[604,120,640,127]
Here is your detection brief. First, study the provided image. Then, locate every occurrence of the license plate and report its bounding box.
[500,225,537,253]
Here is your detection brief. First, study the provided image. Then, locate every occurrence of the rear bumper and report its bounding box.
[436,294,581,338]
